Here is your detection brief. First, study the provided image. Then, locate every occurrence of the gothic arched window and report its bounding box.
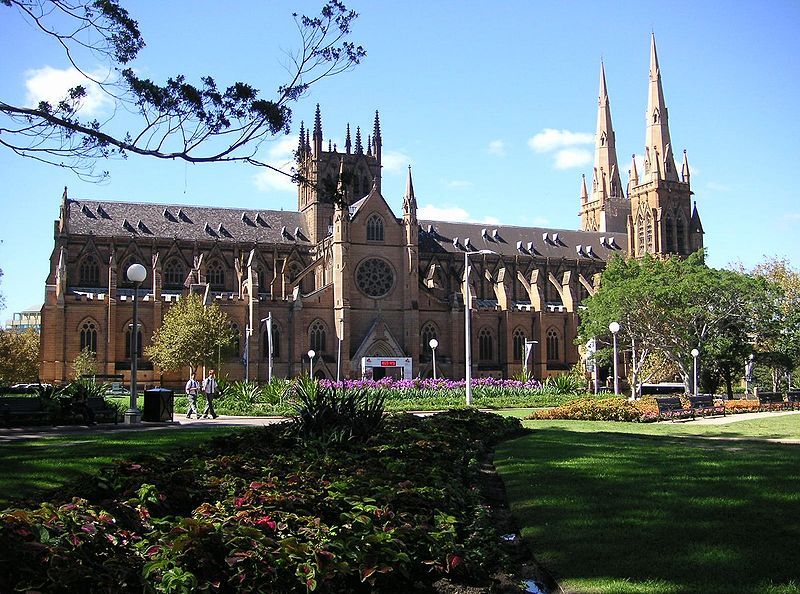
[125,325,143,359]
[79,320,98,353]
[263,324,281,360]
[421,322,438,351]
[676,215,686,254]
[478,328,494,362]
[513,328,526,362]
[366,214,384,242]
[208,261,225,290]
[164,259,185,289]
[637,214,646,254]
[79,255,100,286]
[309,320,327,353]
[546,327,560,362]
[665,213,675,253]
[645,212,654,253]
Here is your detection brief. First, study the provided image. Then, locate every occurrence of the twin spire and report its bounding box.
[584,33,689,201]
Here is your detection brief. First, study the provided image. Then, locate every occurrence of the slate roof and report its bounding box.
[418,220,627,262]
[65,199,310,245]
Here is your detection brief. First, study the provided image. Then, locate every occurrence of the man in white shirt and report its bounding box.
[185,372,200,418]
[201,369,219,419]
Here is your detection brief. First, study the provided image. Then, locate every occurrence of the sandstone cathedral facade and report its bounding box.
[39,35,703,386]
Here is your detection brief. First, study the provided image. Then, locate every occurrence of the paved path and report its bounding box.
[2,410,798,443]
[0,415,288,443]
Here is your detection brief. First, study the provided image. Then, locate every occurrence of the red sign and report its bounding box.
[380,360,397,367]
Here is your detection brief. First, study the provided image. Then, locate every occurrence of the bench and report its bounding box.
[60,397,119,425]
[0,397,53,426]
[106,382,128,396]
[757,391,787,411]
[757,391,787,412]
[655,397,694,422]
[87,397,119,424]
[787,391,800,411]
[689,394,725,418]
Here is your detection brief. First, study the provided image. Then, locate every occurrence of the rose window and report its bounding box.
[355,258,394,298]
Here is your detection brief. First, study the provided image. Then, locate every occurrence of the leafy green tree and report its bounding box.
[579,251,774,397]
[145,294,234,377]
[72,346,98,379]
[746,257,800,390]
[0,328,40,385]
[1,0,365,181]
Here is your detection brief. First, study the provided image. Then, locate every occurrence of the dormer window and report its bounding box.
[366,214,384,242]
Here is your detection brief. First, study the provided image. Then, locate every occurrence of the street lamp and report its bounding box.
[308,349,316,378]
[464,249,496,405]
[125,263,147,424]
[609,321,620,395]
[691,348,700,397]
[429,338,439,380]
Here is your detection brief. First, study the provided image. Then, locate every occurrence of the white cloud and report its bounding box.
[252,138,298,193]
[418,204,500,225]
[488,139,506,156]
[532,216,551,227]
[446,180,473,189]
[25,66,110,116]
[418,204,471,222]
[554,148,592,170]
[381,150,412,172]
[528,128,593,153]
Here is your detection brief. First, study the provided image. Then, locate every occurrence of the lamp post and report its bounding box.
[308,349,316,378]
[609,321,620,395]
[125,263,147,424]
[691,348,700,397]
[429,338,439,380]
[464,249,496,406]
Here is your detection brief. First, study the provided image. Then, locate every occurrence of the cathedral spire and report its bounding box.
[592,60,623,201]
[580,174,588,203]
[345,123,351,154]
[644,34,678,181]
[296,121,306,162]
[355,126,363,154]
[681,149,691,184]
[313,104,323,157]
[372,111,382,192]
[403,165,417,222]
[630,154,639,187]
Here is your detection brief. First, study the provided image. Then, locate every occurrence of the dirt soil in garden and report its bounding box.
[432,451,559,594]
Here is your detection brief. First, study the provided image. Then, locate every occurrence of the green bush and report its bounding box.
[0,410,526,593]
[528,396,659,422]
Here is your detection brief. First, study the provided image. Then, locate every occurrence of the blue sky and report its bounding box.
[1,1,799,323]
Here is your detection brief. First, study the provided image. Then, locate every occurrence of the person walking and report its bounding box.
[201,369,219,419]
[185,372,200,418]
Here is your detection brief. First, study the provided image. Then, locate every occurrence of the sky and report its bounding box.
[1,0,799,324]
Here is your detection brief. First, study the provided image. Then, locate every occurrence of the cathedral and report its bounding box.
[39,35,703,387]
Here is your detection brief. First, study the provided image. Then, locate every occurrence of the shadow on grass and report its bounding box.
[495,429,800,594]
[0,427,238,507]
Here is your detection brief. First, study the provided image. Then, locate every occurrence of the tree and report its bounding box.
[0,267,5,313]
[746,257,800,390]
[578,251,774,397]
[72,346,98,379]
[1,0,365,181]
[145,294,234,376]
[0,328,41,385]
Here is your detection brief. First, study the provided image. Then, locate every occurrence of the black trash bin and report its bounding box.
[142,387,174,422]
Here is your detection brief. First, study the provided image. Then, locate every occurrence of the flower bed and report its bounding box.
[0,410,527,592]
[528,396,659,422]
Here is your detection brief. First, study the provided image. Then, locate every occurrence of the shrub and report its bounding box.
[0,410,526,592]
[290,377,385,443]
[528,396,659,422]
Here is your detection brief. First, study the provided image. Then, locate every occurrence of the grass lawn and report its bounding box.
[495,415,800,594]
[0,426,241,507]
